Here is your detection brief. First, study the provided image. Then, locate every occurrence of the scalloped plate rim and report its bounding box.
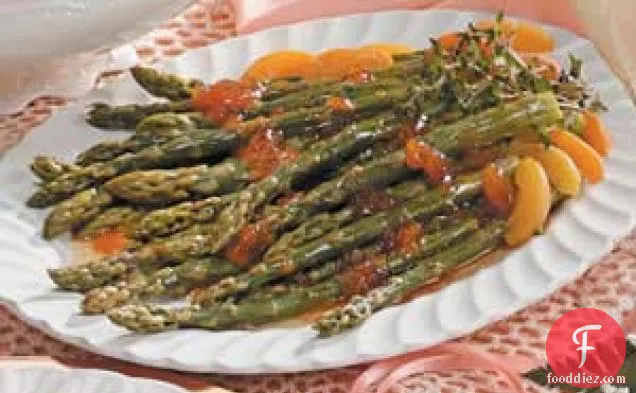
[0,362,187,393]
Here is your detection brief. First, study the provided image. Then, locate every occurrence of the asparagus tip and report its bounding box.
[313,294,376,337]
[82,285,134,314]
[108,304,184,333]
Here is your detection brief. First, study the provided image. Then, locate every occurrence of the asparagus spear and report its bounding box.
[76,207,146,239]
[80,179,429,312]
[130,53,426,105]
[82,255,240,314]
[314,220,505,336]
[184,112,402,261]
[89,57,427,132]
[263,180,429,262]
[233,92,559,262]
[27,129,241,208]
[133,193,236,239]
[86,101,193,130]
[30,156,79,182]
[130,67,203,100]
[43,188,114,239]
[125,65,386,110]
[47,113,401,290]
[76,113,209,165]
[242,84,413,135]
[102,85,411,205]
[107,218,479,332]
[48,92,559,288]
[189,166,497,305]
[134,92,559,243]
[264,208,359,262]
[105,159,249,205]
[130,142,412,240]
[249,77,420,117]
[136,112,214,134]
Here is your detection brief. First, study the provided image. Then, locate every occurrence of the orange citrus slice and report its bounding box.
[505,157,552,246]
[582,110,612,157]
[242,50,317,83]
[512,21,555,53]
[315,47,394,81]
[550,128,604,184]
[437,32,461,51]
[361,43,415,55]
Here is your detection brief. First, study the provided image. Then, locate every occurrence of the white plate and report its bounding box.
[0,10,635,374]
[0,363,185,393]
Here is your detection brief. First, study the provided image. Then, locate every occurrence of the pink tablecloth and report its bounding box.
[1,2,635,392]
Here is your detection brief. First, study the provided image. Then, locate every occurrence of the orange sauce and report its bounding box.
[394,221,424,254]
[405,138,450,184]
[337,257,385,299]
[235,128,300,180]
[89,230,129,256]
[325,96,354,112]
[438,32,461,51]
[191,79,256,125]
[223,221,274,267]
[397,122,417,145]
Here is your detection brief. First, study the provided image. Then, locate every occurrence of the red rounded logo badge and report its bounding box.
[546,308,626,388]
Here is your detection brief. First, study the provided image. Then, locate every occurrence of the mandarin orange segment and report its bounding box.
[511,21,555,53]
[361,43,415,55]
[509,141,582,196]
[504,157,551,246]
[550,128,604,184]
[315,47,394,80]
[437,32,461,51]
[582,110,612,157]
[241,50,318,83]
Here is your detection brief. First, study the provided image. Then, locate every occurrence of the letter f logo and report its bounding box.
[572,324,602,368]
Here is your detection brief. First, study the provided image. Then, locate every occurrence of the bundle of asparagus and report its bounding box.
[32,16,609,337]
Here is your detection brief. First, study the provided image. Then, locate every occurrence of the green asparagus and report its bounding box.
[130,67,203,100]
[76,113,209,165]
[86,101,192,130]
[105,159,249,205]
[107,217,479,332]
[28,128,241,208]
[249,77,420,117]
[30,156,79,182]
[82,255,240,314]
[189,166,500,304]
[43,188,114,239]
[76,207,146,239]
[100,85,411,205]
[314,220,505,336]
[47,113,401,289]
[184,112,403,262]
[133,195,236,240]
[80,179,430,312]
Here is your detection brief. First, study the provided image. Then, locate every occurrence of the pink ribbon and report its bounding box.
[351,343,542,393]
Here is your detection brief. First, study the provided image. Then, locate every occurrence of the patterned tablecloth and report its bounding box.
[1,1,635,392]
